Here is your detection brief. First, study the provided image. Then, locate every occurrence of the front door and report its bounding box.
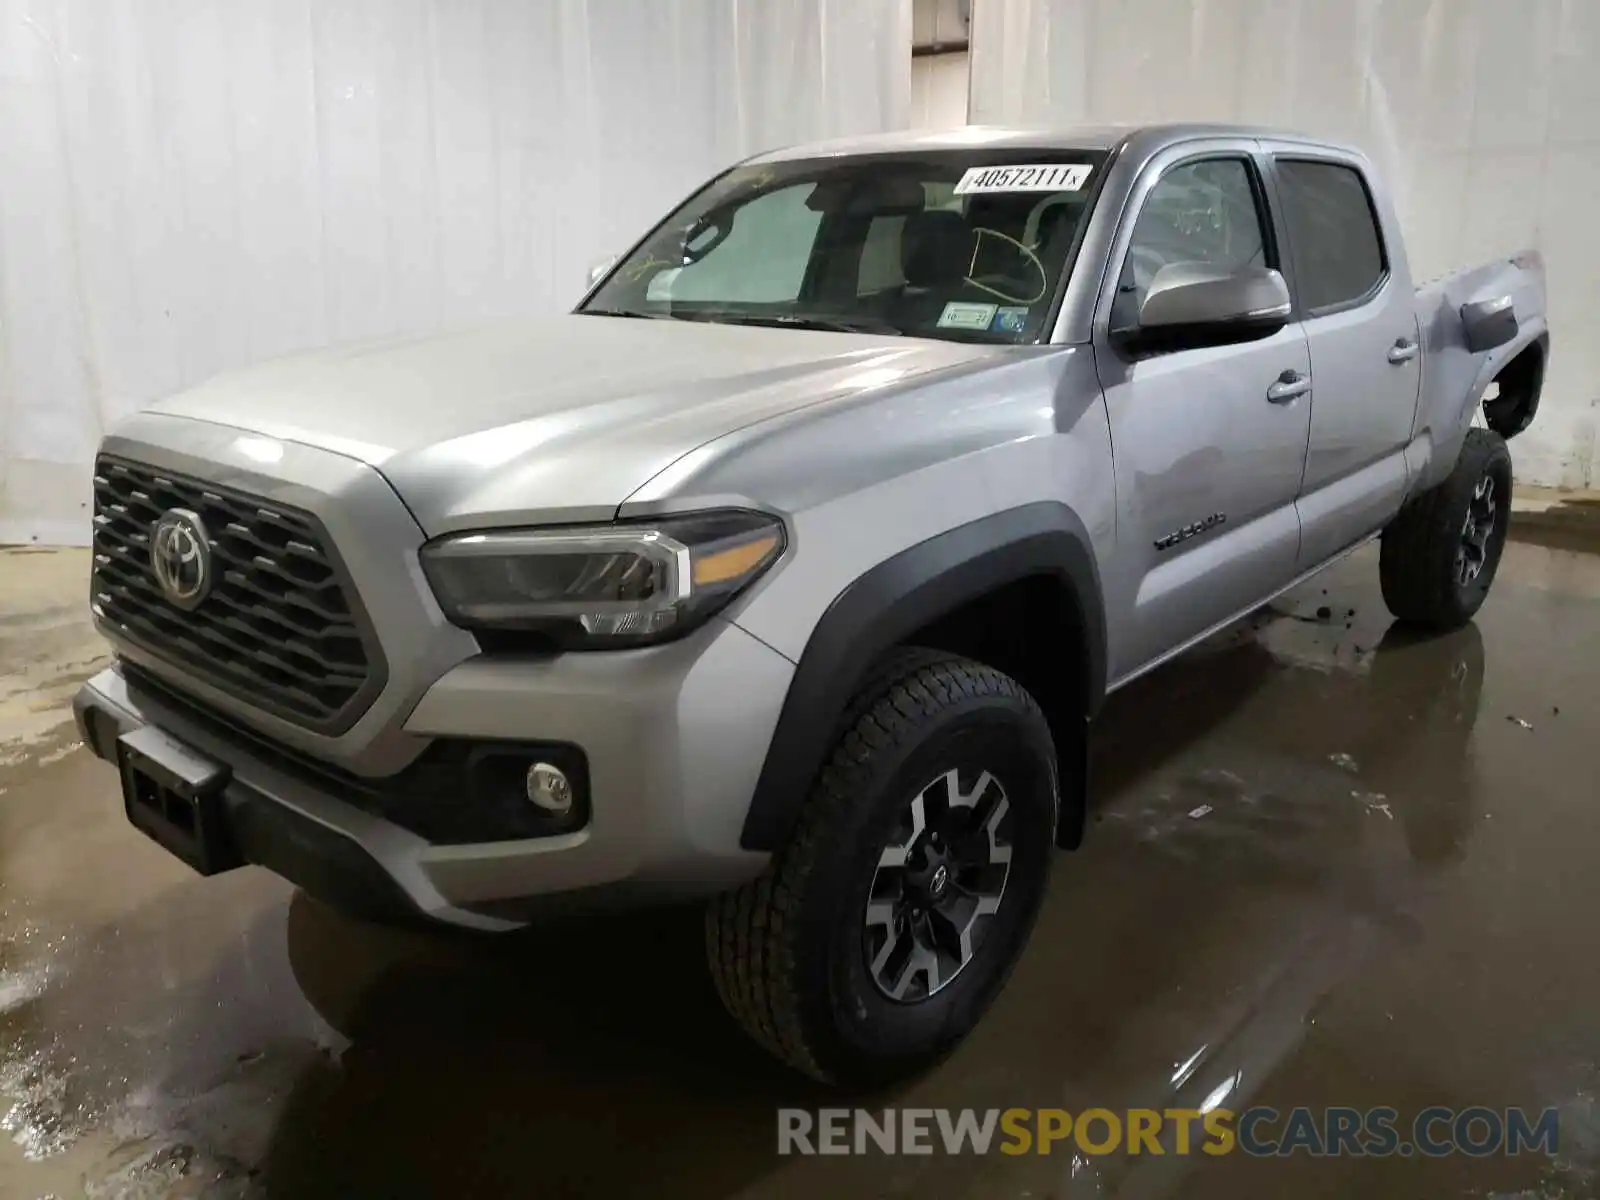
[1095,149,1313,681]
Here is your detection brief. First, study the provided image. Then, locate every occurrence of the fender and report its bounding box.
[1413,326,1548,499]
[738,502,1107,852]
[1474,327,1548,439]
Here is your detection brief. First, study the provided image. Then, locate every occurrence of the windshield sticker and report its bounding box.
[938,301,999,331]
[954,163,1094,195]
[991,306,1030,334]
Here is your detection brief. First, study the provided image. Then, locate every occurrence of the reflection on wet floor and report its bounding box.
[0,539,1597,1198]
[1508,493,1600,559]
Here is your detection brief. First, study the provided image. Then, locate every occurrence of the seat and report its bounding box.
[894,210,976,325]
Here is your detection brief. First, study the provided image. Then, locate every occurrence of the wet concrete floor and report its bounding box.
[0,526,1597,1198]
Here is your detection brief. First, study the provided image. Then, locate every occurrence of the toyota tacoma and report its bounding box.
[74,123,1548,1085]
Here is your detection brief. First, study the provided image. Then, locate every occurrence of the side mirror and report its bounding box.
[1120,263,1292,354]
[586,255,617,288]
[1461,295,1517,353]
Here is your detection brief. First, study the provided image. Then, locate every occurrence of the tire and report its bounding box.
[706,648,1060,1087]
[1380,428,1513,630]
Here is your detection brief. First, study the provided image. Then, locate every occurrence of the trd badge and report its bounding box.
[1154,512,1227,551]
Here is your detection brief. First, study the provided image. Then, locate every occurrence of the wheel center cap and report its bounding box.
[929,863,950,898]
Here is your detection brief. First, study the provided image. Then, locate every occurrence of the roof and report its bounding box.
[751,122,1347,163]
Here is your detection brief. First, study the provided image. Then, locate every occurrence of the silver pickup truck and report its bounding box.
[74,123,1547,1085]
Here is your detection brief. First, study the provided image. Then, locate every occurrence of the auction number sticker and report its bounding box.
[954,163,1094,195]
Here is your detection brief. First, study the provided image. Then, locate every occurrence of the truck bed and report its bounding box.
[1414,251,1548,447]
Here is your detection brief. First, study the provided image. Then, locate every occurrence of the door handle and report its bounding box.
[1267,370,1311,404]
[1387,338,1419,364]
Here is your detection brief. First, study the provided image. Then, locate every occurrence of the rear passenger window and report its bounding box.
[1275,160,1386,313]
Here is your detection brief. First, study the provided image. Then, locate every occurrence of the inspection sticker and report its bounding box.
[991,305,1030,334]
[954,163,1094,195]
[938,301,999,330]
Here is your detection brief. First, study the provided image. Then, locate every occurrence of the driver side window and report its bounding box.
[1111,158,1269,329]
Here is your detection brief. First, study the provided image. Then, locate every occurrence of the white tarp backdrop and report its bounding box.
[970,0,1599,490]
[912,52,969,129]
[0,0,912,546]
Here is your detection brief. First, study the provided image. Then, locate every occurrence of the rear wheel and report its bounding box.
[706,649,1060,1086]
[1380,429,1513,630]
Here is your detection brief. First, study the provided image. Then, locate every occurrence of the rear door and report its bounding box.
[1093,142,1313,680]
[1266,150,1422,566]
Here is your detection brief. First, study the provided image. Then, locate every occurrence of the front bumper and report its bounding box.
[75,616,791,929]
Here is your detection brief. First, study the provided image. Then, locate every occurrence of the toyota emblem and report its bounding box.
[150,508,213,609]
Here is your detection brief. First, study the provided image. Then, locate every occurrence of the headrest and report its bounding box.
[1034,201,1080,249]
[901,210,974,288]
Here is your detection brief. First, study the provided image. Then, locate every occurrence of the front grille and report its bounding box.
[92,455,385,732]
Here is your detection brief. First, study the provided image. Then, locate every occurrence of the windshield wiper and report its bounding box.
[584,308,911,336]
[710,313,908,336]
[580,307,679,321]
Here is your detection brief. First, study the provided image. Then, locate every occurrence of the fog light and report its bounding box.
[525,762,573,814]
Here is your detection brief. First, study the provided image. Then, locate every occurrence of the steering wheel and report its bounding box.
[964,228,1049,305]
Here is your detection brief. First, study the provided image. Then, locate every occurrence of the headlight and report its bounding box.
[420,510,786,648]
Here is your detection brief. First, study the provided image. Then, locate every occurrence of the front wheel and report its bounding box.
[1380,428,1513,630]
[706,649,1060,1086]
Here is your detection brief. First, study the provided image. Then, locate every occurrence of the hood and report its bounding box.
[151,314,1005,532]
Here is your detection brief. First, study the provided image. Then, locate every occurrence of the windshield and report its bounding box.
[578,150,1109,344]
